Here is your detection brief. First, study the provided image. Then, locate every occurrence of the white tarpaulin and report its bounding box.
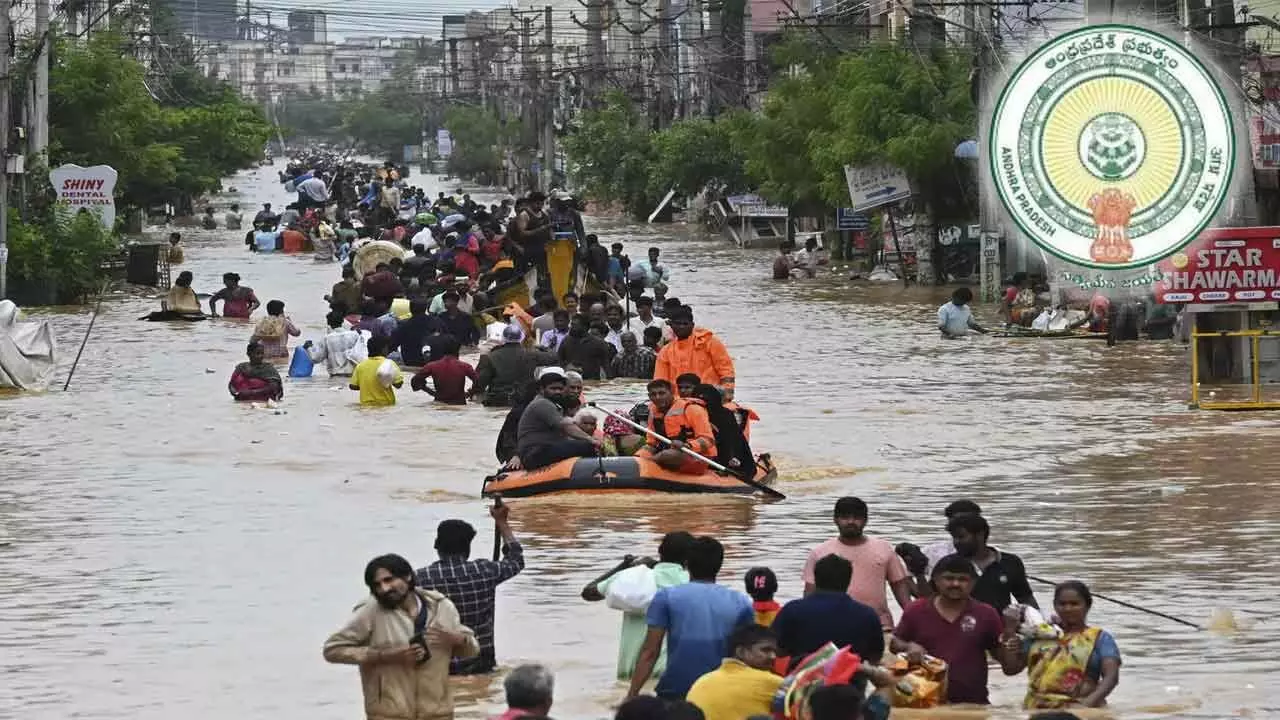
[0,300,57,390]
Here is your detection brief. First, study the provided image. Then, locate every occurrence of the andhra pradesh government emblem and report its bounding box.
[988,25,1235,269]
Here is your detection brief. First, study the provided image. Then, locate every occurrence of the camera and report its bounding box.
[409,633,431,664]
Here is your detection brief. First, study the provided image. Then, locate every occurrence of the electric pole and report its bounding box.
[543,4,554,191]
[655,0,672,126]
[31,0,49,159]
[0,1,10,300]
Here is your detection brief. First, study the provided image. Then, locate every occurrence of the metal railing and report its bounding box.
[1191,329,1280,410]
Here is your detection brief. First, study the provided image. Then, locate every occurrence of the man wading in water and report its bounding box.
[416,503,526,675]
[512,191,552,287]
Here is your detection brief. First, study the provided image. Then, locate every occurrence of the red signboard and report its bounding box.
[1157,227,1280,304]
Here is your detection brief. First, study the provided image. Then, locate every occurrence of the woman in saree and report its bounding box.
[1008,580,1121,709]
[249,300,301,359]
[229,341,283,401]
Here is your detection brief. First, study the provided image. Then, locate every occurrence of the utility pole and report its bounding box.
[0,2,10,300]
[543,5,554,192]
[705,0,721,115]
[655,0,672,126]
[31,0,49,160]
[742,0,754,108]
[449,39,460,94]
[586,0,605,98]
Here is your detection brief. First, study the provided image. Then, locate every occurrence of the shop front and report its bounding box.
[1157,226,1280,409]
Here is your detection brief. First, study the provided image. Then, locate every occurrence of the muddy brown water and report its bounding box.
[1,165,1277,720]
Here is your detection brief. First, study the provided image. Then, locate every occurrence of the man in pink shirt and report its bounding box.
[801,496,913,631]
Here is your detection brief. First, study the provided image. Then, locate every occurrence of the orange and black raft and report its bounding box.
[482,455,778,498]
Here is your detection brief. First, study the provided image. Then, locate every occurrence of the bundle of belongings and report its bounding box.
[770,642,950,720]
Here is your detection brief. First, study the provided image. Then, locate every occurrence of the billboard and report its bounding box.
[1156,226,1280,304]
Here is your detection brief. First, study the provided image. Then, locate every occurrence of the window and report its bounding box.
[351,63,360,72]
[338,63,346,72]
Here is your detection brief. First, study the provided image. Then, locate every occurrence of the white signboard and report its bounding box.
[50,164,117,230]
[844,164,912,213]
[436,129,453,159]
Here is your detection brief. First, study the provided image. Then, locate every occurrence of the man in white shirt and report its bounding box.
[632,296,663,334]
[790,236,823,278]
[306,311,366,377]
[410,226,439,254]
[603,305,628,352]
[937,288,987,338]
[297,175,330,208]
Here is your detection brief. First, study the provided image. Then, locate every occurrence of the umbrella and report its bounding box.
[954,140,979,159]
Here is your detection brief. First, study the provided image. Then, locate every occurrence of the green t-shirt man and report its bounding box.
[597,562,689,680]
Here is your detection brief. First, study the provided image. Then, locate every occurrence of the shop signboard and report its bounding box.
[1156,226,1280,304]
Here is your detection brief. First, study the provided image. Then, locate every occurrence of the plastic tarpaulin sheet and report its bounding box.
[0,300,57,390]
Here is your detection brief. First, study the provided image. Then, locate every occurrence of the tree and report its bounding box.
[813,43,977,222]
[48,32,272,210]
[649,112,753,197]
[733,35,841,215]
[561,92,659,217]
[48,33,183,208]
[443,105,524,185]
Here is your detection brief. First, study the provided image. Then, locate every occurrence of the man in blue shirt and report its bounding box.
[252,221,280,253]
[626,536,754,699]
[772,553,885,671]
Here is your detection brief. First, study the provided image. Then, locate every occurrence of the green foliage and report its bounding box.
[6,208,118,303]
[813,43,976,221]
[47,32,272,209]
[649,113,753,197]
[342,98,421,154]
[561,92,660,217]
[49,33,181,207]
[443,106,524,184]
[278,95,345,142]
[563,35,978,223]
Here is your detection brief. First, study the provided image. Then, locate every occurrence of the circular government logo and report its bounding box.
[989,25,1235,270]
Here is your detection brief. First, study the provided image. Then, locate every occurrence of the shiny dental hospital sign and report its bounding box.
[989,25,1235,270]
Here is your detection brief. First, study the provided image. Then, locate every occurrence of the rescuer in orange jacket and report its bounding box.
[636,378,718,474]
[653,305,736,394]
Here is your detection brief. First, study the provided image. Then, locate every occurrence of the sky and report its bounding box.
[252,0,514,41]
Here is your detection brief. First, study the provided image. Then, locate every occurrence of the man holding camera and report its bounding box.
[323,554,480,720]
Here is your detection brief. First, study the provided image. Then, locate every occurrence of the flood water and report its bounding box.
[2,163,1278,720]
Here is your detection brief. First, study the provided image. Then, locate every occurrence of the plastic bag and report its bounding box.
[287,346,313,377]
[604,565,657,614]
[375,358,398,388]
[345,331,369,365]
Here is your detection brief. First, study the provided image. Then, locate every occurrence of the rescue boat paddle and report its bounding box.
[1027,574,1202,630]
[588,403,786,501]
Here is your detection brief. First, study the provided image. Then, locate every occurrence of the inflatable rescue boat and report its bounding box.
[482,455,777,498]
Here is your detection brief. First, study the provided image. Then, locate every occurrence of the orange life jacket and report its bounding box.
[645,398,717,457]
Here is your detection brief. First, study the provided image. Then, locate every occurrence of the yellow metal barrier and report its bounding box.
[1191,329,1280,410]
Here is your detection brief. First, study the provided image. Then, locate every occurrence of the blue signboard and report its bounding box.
[837,208,869,231]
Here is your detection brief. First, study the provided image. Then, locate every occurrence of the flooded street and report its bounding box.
[2,163,1279,720]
